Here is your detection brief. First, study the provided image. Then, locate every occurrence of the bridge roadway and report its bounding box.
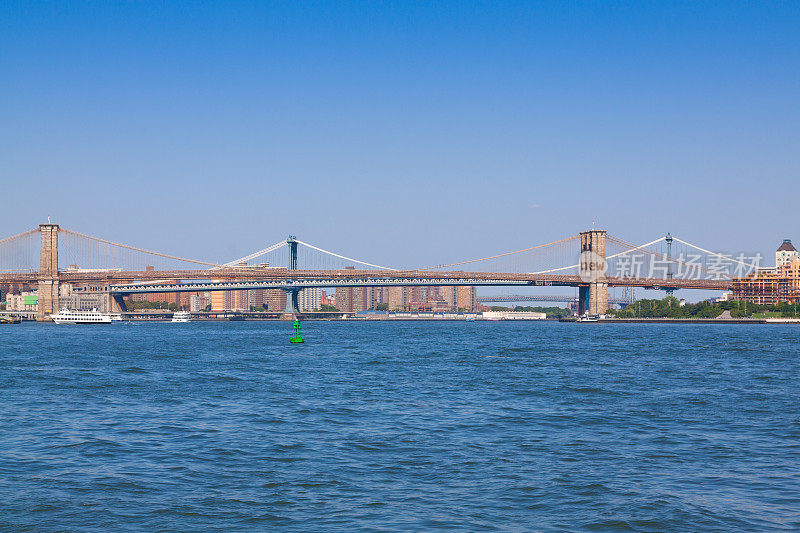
[477,295,632,304]
[84,268,733,294]
[0,267,733,293]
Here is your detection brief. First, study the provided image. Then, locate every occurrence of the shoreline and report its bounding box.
[15,317,800,324]
[595,318,771,324]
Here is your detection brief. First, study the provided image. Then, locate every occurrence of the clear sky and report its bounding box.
[1,1,798,268]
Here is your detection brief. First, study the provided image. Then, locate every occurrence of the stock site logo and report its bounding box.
[579,250,607,283]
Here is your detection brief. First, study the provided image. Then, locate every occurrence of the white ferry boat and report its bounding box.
[50,309,113,324]
[171,311,192,323]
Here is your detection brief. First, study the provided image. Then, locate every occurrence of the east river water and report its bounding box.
[1,321,798,531]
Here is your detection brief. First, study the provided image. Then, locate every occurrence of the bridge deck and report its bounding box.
[1,268,733,293]
[97,270,731,294]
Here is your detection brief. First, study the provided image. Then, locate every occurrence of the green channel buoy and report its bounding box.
[290,319,305,343]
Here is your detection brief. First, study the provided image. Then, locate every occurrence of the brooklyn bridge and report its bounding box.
[0,223,740,321]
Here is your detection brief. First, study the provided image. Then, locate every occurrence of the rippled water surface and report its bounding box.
[1,321,799,531]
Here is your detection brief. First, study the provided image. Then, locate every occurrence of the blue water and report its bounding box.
[1,321,798,531]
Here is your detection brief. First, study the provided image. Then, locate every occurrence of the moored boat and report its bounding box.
[50,309,112,324]
[171,311,192,323]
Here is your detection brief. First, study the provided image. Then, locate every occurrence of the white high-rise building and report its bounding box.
[298,288,322,312]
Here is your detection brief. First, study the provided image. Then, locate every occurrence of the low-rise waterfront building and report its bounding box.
[5,292,38,312]
[732,240,800,304]
[59,293,108,312]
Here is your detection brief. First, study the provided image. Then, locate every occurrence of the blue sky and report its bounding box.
[1,1,798,268]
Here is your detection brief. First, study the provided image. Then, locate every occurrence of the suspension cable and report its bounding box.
[0,228,39,246]
[59,228,221,267]
[295,240,396,270]
[529,264,580,274]
[222,241,287,267]
[525,237,666,275]
[605,236,666,260]
[606,235,740,279]
[671,237,758,267]
[417,235,579,271]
